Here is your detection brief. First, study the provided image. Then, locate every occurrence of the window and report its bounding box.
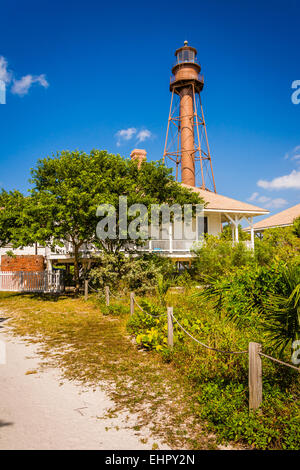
[177,50,195,64]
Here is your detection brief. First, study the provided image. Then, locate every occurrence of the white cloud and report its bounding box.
[0,55,49,97]
[257,170,300,190]
[266,198,288,209]
[263,198,287,209]
[284,145,300,163]
[248,192,259,201]
[247,192,288,209]
[115,127,152,147]
[115,127,137,147]
[0,56,12,84]
[117,128,137,140]
[136,129,152,143]
[11,74,49,96]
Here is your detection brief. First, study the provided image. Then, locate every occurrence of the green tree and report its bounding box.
[192,235,254,281]
[89,253,169,295]
[0,190,28,247]
[19,150,202,291]
[254,226,300,266]
[220,223,250,241]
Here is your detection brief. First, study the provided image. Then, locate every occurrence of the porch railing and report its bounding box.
[0,271,63,293]
[137,239,198,254]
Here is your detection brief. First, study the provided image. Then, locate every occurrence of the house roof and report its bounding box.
[182,184,269,215]
[244,203,300,232]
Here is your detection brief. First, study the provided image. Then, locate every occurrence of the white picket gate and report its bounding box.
[0,271,63,293]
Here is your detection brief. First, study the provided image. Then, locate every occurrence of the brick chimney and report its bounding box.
[130,149,147,169]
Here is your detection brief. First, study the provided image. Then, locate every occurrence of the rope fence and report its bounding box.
[129,289,300,412]
[170,310,248,355]
[86,282,99,294]
[84,282,126,303]
[85,285,299,412]
[259,351,300,372]
[132,296,166,319]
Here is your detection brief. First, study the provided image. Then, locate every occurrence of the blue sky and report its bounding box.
[0,0,299,218]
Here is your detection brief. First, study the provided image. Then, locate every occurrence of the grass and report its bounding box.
[126,290,300,450]
[0,291,220,450]
[2,289,297,449]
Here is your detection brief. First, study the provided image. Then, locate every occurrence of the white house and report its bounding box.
[0,150,269,271]
[244,203,300,235]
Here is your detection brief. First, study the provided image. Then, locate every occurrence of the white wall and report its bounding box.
[206,212,222,236]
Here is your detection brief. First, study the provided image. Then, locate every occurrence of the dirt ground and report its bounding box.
[0,324,167,450]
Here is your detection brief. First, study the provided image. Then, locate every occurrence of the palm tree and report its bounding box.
[263,265,300,356]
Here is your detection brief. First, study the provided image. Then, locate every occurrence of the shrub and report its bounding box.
[156,273,172,306]
[221,223,250,241]
[293,216,300,238]
[89,253,175,295]
[191,235,254,281]
[194,262,289,326]
[101,303,129,316]
[262,264,300,355]
[88,252,129,291]
[255,227,300,266]
[196,381,300,449]
[126,289,299,449]
[124,256,167,295]
[127,300,167,351]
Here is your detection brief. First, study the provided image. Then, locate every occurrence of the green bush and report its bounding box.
[174,269,196,288]
[192,235,254,281]
[191,228,300,282]
[88,252,129,291]
[127,300,167,351]
[89,253,175,295]
[196,381,299,449]
[255,227,300,266]
[262,264,300,355]
[126,287,299,449]
[293,216,300,238]
[105,226,300,449]
[195,263,287,326]
[101,303,129,316]
[195,260,300,356]
[221,223,250,241]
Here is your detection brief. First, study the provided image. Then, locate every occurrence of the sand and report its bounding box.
[0,321,168,450]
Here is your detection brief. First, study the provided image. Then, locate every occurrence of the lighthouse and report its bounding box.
[163,41,216,192]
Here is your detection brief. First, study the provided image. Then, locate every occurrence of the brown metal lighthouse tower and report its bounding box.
[163,41,216,192]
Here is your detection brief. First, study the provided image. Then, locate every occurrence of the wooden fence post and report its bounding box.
[84,279,89,301]
[167,306,173,348]
[130,292,135,315]
[248,342,262,412]
[105,286,110,306]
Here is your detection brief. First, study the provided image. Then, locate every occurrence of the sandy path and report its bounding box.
[0,323,167,450]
